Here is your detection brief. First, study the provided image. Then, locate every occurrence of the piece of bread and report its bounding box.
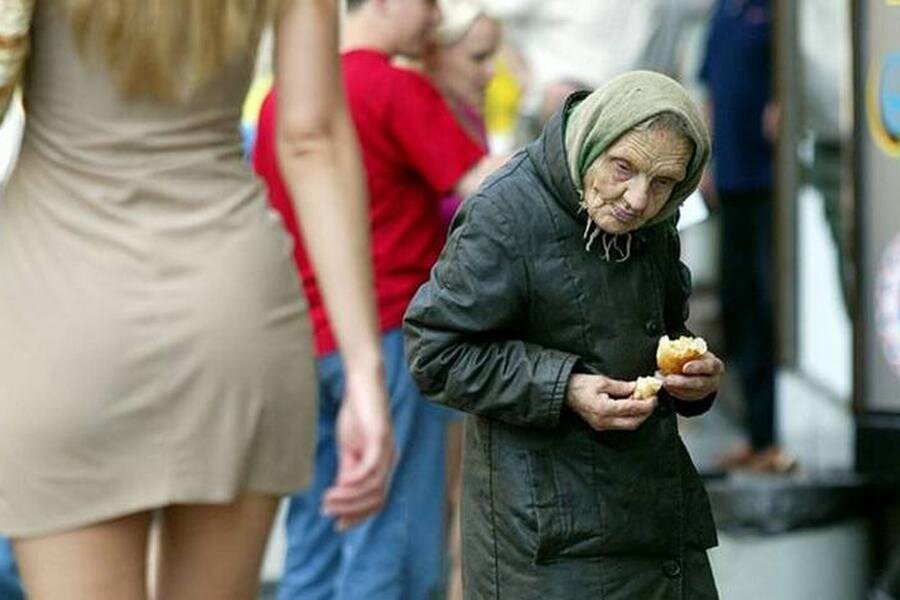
[633,376,662,400]
[656,335,708,375]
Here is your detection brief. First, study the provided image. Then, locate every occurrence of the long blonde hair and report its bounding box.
[64,0,290,101]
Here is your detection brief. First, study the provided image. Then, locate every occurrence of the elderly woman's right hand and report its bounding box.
[565,374,656,431]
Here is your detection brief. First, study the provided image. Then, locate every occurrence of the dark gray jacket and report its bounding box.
[404,101,719,600]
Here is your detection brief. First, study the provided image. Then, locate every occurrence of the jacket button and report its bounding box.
[645,320,661,335]
[662,559,681,578]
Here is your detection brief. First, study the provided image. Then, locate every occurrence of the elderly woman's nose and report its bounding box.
[624,178,651,212]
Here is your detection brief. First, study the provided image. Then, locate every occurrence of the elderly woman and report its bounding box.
[404,71,724,599]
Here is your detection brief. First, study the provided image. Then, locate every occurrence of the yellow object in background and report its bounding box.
[242,73,274,130]
[484,56,522,146]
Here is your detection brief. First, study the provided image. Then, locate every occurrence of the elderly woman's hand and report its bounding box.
[565,374,656,431]
[662,352,724,402]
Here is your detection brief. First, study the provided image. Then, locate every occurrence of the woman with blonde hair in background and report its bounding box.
[423,0,501,227]
[0,1,393,598]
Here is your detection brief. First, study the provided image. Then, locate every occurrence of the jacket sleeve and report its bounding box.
[404,195,580,429]
[662,219,716,417]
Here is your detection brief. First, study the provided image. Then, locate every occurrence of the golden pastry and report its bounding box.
[633,376,662,400]
[656,335,707,375]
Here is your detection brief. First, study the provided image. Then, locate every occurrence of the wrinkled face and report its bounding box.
[386,0,442,59]
[426,16,500,108]
[581,126,692,234]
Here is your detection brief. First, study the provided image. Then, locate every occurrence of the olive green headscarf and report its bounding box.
[564,70,710,227]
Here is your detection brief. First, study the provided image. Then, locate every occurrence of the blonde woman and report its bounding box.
[423,0,501,227]
[0,1,393,599]
[425,0,500,143]
[418,5,501,598]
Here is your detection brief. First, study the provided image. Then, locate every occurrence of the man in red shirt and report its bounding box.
[253,0,500,597]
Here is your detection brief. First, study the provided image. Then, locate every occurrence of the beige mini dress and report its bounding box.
[0,4,316,537]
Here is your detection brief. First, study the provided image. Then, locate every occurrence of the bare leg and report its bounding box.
[154,494,279,600]
[13,512,153,600]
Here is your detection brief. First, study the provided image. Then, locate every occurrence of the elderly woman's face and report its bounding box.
[581,126,692,234]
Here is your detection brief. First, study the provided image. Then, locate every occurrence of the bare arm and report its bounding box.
[275,0,377,370]
[453,154,507,198]
[274,0,392,528]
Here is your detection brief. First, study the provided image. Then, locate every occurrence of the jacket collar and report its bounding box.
[525,91,589,224]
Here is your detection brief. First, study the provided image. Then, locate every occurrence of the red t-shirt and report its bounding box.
[253,49,485,356]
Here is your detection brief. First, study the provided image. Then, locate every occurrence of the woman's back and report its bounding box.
[0,2,393,596]
[10,2,262,228]
[0,1,317,539]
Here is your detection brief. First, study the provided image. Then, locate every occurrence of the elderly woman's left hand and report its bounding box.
[661,352,724,402]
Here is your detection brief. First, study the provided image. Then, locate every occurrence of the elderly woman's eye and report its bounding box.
[653,178,674,190]
[613,160,631,175]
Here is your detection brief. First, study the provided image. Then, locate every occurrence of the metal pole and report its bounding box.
[773,0,801,366]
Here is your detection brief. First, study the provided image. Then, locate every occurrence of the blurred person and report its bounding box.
[483,0,714,141]
[422,0,500,223]
[700,0,794,473]
[421,2,500,597]
[405,71,723,600]
[253,0,503,598]
[0,1,393,599]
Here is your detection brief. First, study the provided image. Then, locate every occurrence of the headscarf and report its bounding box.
[432,0,488,47]
[564,70,710,227]
[0,0,34,117]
